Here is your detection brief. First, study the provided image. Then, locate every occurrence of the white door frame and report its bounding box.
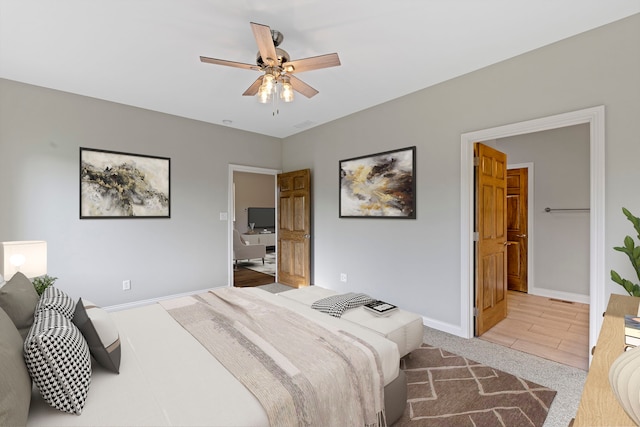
[227,164,281,287]
[460,106,605,360]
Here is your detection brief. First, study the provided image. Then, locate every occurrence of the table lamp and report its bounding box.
[0,241,47,283]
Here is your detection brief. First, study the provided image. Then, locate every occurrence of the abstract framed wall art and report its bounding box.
[80,147,171,218]
[339,146,416,219]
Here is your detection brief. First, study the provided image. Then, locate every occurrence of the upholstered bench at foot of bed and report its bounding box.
[384,369,407,424]
[278,286,424,357]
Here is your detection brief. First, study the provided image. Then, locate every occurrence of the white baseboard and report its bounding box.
[103,285,228,312]
[528,287,590,304]
[422,316,467,338]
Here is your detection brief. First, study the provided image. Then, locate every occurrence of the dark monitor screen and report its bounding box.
[248,207,275,229]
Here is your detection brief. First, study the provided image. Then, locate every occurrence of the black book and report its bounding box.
[364,300,398,316]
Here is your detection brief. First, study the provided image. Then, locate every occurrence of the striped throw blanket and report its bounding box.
[163,288,385,427]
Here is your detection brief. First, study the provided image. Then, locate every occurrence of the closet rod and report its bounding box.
[544,207,590,213]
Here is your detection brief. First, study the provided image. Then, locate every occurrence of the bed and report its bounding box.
[0,277,408,426]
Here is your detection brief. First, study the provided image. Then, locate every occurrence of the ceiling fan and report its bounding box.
[200,22,340,104]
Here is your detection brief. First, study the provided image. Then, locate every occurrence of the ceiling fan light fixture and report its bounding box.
[262,73,275,92]
[280,80,294,103]
[257,72,276,103]
[201,22,340,107]
[257,84,272,103]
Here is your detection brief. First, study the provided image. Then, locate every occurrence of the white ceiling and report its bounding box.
[1,1,638,138]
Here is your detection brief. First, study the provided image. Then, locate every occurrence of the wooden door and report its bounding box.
[475,143,508,336]
[277,169,311,288]
[507,168,528,292]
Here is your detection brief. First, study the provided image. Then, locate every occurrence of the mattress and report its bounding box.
[27,287,400,426]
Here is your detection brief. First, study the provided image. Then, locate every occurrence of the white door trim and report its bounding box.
[460,106,605,362]
[228,164,281,287]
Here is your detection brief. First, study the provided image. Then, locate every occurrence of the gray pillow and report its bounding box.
[0,272,40,340]
[0,307,32,426]
[73,298,121,374]
[24,309,92,415]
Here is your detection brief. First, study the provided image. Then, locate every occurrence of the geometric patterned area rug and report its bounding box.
[241,252,276,276]
[393,344,557,427]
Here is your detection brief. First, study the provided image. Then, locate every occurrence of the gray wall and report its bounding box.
[0,79,281,306]
[282,14,640,329]
[490,124,591,297]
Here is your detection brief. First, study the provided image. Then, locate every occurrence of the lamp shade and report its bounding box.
[0,241,47,280]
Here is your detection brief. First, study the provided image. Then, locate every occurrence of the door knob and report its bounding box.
[303,234,311,239]
[504,241,516,246]
[516,234,527,238]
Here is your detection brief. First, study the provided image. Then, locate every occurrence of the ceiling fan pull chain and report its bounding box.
[272,83,280,116]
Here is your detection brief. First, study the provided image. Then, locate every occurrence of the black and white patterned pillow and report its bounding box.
[24,309,91,415]
[35,286,76,320]
[311,292,375,318]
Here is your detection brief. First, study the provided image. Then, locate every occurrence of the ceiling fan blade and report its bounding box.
[242,76,264,96]
[251,22,278,67]
[289,75,319,98]
[283,53,340,74]
[200,56,260,71]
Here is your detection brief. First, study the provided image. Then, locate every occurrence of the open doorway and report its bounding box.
[476,126,591,370]
[487,124,591,303]
[460,106,606,364]
[228,165,280,288]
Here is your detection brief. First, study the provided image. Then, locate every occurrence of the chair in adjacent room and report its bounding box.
[232,229,266,267]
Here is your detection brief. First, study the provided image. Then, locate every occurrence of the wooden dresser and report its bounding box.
[574,294,640,426]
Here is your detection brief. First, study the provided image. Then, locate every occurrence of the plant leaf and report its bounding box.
[622,207,640,240]
[625,236,635,250]
[612,208,640,296]
[611,270,623,285]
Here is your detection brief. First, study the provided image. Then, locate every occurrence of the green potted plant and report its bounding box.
[32,274,58,296]
[611,207,640,297]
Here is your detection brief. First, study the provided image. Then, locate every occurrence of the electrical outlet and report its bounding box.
[340,273,347,283]
[122,279,131,291]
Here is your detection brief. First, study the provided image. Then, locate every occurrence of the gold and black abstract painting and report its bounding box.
[80,148,170,218]
[339,146,415,218]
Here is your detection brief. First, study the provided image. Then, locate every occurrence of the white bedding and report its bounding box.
[27,288,399,426]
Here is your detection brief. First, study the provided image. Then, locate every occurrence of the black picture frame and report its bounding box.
[80,147,171,219]
[339,146,416,219]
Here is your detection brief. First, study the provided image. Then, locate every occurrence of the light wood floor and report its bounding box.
[479,290,590,370]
